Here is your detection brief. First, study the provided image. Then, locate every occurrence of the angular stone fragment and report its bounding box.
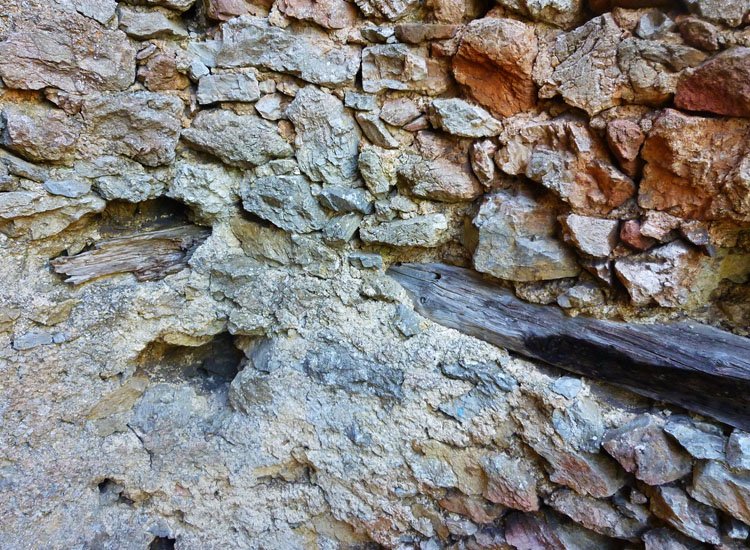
[683,0,750,28]
[0,190,106,240]
[216,17,361,87]
[643,528,709,550]
[0,11,136,93]
[727,431,750,471]
[359,214,450,247]
[606,119,645,178]
[137,53,191,92]
[76,155,170,202]
[344,92,376,112]
[650,486,720,544]
[547,489,648,540]
[677,16,721,51]
[117,5,188,39]
[452,18,537,118]
[495,0,584,29]
[354,0,418,20]
[361,45,451,95]
[287,87,361,185]
[691,462,750,525]
[556,282,604,308]
[428,99,503,138]
[496,116,635,216]
[675,48,750,118]
[397,132,483,203]
[168,159,238,221]
[380,98,421,127]
[505,510,619,550]
[538,14,625,116]
[394,23,458,43]
[393,304,423,337]
[318,186,373,214]
[480,454,538,512]
[44,180,91,199]
[0,105,80,164]
[470,140,498,188]
[639,109,750,223]
[620,219,657,251]
[614,240,703,307]
[359,147,397,196]
[664,416,727,461]
[74,0,118,24]
[559,214,619,258]
[241,175,328,233]
[355,112,400,149]
[277,0,357,29]
[322,212,362,245]
[602,415,692,485]
[127,0,196,11]
[204,0,269,21]
[196,74,261,104]
[80,92,182,167]
[254,94,289,121]
[635,10,676,39]
[472,188,580,282]
[348,252,383,270]
[182,109,293,168]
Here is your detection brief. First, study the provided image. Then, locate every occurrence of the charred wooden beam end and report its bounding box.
[50,225,210,285]
[387,262,750,431]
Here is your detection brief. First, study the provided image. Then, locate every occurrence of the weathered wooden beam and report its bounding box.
[387,262,750,430]
[50,225,210,284]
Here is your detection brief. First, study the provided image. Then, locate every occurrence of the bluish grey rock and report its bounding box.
[727,430,750,471]
[254,94,289,121]
[650,486,720,544]
[287,87,361,185]
[345,92,377,111]
[664,415,727,460]
[13,331,54,351]
[440,361,517,393]
[44,180,91,198]
[552,376,582,399]
[322,213,362,246]
[355,111,400,149]
[348,252,383,270]
[429,98,503,138]
[196,73,261,104]
[241,175,328,234]
[393,304,422,337]
[117,5,187,39]
[360,213,450,248]
[216,17,361,87]
[318,186,373,214]
[552,399,604,453]
[182,109,293,168]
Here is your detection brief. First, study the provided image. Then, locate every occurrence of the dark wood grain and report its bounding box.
[387,262,750,430]
[51,225,210,284]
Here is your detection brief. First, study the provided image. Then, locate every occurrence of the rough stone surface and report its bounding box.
[182,109,293,168]
[3,1,750,548]
[287,87,361,185]
[452,18,538,118]
[196,73,261,104]
[614,240,704,307]
[603,415,693,485]
[216,16,361,86]
[472,187,580,282]
[0,10,136,93]
[639,109,750,223]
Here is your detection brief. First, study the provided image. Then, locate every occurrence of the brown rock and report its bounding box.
[438,490,506,524]
[452,18,537,118]
[620,219,657,251]
[675,48,750,118]
[380,98,421,127]
[602,415,692,485]
[496,116,636,216]
[137,54,190,92]
[394,24,458,43]
[690,461,750,525]
[505,510,619,550]
[589,0,674,13]
[481,454,539,512]
[0,10,135,94]
[606,119,645,178]
[639,109,750,223]
[204,0,272,20]
[677,16,722,51]
[470,139,499,188]
[547,489,649,540]
[277,0,357,29]
[615,240,704,307]
[643,528,709,550]
[640,211,682,241]
[0,105,80,164]
[650,486,720,544]
[559,214,619,258]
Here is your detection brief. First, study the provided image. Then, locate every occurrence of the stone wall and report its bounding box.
[0,0,749,548]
